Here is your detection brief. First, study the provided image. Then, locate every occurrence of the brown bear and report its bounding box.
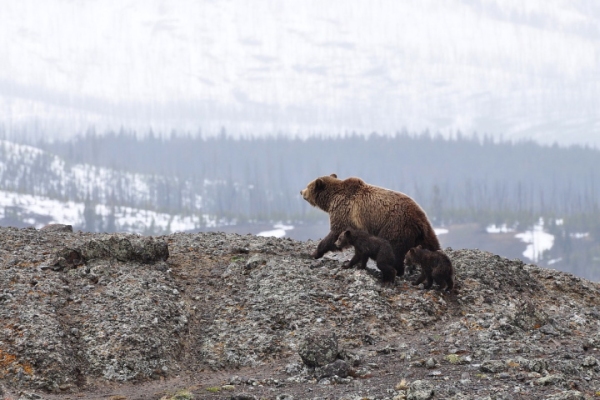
[334,228,397,285]
[404,245,454,292]
[300,174,440,276]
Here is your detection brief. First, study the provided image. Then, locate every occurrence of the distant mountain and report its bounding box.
[1,0,599,146]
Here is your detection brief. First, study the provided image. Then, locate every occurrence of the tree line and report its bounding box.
[31,129,598,232]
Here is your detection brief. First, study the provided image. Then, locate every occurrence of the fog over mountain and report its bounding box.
[1,0,599,146]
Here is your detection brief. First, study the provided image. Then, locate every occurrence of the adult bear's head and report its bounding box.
[301,174,366,212]
[300,173,340,211]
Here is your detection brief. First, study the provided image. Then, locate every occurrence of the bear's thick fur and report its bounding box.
[404,245,455,292]
[301,174,440,276]
[334,228,396,284]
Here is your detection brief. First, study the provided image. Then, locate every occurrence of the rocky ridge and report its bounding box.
[0,226,599,399]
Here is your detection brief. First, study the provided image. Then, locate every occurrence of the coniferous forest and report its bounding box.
[37,130,600,226]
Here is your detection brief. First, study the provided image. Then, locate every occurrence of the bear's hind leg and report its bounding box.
[423,275,434,289]
[432,264,453,291]
[445,276,455,292]
[431,268,445,289]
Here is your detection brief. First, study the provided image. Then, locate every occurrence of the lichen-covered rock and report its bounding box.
[230,395,258,400]
[407,379,434,400]
[245,254,267,270]
[0,229,180,392]
[41,224,73,232]
[298,332,339,368]
[319,359,349,379]
[50,234,169,267]
[544,390,586,400]
[480,360,507,373]
[535,374,565,387]
[80,235,169,263]
[51,247,84,270]
[512,300,548,331]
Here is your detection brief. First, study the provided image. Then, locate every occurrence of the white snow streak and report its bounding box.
[515,218,554,263]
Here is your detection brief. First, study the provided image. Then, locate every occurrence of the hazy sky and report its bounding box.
[1,0,599,146]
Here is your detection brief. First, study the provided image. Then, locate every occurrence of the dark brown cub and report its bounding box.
[404,245,455,292]
[335,228,397,285]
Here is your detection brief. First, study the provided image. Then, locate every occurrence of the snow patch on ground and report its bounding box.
[571,232,589,239]
[486,224,515,233]
[515,218,554,263]
[257,223,294,238]
[434,228,449,236]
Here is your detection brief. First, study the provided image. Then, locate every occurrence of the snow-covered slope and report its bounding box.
[0,189,212,234]
[0,140,169,206]
[1,0,599,146]
[0,140,214,233]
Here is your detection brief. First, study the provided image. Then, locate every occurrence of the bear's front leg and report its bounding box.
[377,262,397,286]
[394,249,407,276]
[357,254,369,269]
[312,230,340,259]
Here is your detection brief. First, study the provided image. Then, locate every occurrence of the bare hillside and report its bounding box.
[1,226,599,399]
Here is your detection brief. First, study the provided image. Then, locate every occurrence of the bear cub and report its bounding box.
[335,228,397,285]
[404,245,455,292]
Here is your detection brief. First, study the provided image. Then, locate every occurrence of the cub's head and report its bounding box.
[300,173,339,211]
[403,245,423,267]
[335,229,353,249]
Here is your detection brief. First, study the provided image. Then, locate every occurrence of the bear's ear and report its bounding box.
[315,178,325,191]
[344,230,352,238]
[330,173,337,178]
[416,245,423,249]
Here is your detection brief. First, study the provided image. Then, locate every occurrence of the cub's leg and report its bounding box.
[423,273,434,289]
[377,260,397,285]
[313,230,341,259]
[357,254,369,269]
[412,268,426,286]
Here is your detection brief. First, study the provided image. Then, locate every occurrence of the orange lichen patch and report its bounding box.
[0,349,17,366]
[17,261,35,268]
[423,291,439,301]
[339,299,351,308]
[461,318,483,331]
[213,342,225,356]
[461,278,480,288]
[22,362,33,375]
[0,349,34,377]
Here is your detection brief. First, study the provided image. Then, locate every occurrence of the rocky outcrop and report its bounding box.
[0,226,599,399]
[0,228,180,393]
